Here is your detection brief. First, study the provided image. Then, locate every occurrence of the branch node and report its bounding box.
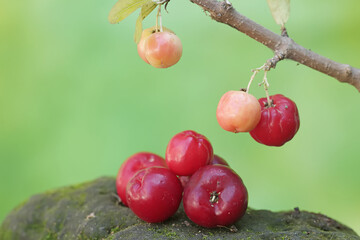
[281,26,289,38]
[222,0,232,10]
[345,64,353,78]
[264,52,285,71]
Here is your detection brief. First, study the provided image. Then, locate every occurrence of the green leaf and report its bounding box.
[134,2,157,43]
[266,0,290,27]
[108,0,153,24]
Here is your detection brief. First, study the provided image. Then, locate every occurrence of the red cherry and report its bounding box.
[126,166,183,223]
[183,165,248,228]
[115,152,167,206]
[166,130,213,176]
[250,94,300,146]
[179,154,229,189]
[210,154,229,166]
[216,91,261,133]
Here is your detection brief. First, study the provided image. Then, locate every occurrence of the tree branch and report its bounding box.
[190,0,360,92]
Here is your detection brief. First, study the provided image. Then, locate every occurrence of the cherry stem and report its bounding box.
[156,5,163,32]
[155,8,158,31]
[261,70,272,107]
[246,64,265,93]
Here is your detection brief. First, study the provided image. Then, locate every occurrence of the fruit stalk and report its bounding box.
[156,5,163,32]
[262,70,272,107]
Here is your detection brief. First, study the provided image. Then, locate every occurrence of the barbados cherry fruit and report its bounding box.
[137,26,182,68]
[166,130,213,176]
[145,31,182,68]
[137,26,173,64]
[183,165,248,228]
[216,90,261,133]
[126,166,183,223]
[179,154,229,188]
[250,94,300,146]
[115,152,167,206]
[210,154,229,166]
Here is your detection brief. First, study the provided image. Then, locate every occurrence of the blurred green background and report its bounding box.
[1,0,360,235]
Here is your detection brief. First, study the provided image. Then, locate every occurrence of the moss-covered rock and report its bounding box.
[1,177,359,240]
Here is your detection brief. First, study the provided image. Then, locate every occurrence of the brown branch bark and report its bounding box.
[190,0,360,92]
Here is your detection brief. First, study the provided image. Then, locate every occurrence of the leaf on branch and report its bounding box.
[266,0,290,27]
[134,2,157,43]
[108,0,153,24]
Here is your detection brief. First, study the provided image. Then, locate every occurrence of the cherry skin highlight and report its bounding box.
[126,166,183,223]
[250,94,300,146]
[115,152,167,206]
[166,130,213,176]
[183,165,248,228]
[216,91,261,133]
[144,31,182,68]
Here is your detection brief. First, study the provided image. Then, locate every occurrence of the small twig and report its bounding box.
[246,64,265,93]
[189,0,360,92]
[247,62,273,106]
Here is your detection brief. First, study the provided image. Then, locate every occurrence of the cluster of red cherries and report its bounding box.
[115,130,248,228]
[216,91,300,146]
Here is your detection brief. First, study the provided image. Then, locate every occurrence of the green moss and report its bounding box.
[147,226,180,239]
[44,232,58,240]
[25,222,44,232]
[110,226,121,233]
[79,230,92,240]
[74,192,87,207]
[44,184,88,207]
[105,225,123,239]
[0,229,13,240]
[107,235,115,240]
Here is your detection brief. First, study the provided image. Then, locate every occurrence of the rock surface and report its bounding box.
[1,177,359,240]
